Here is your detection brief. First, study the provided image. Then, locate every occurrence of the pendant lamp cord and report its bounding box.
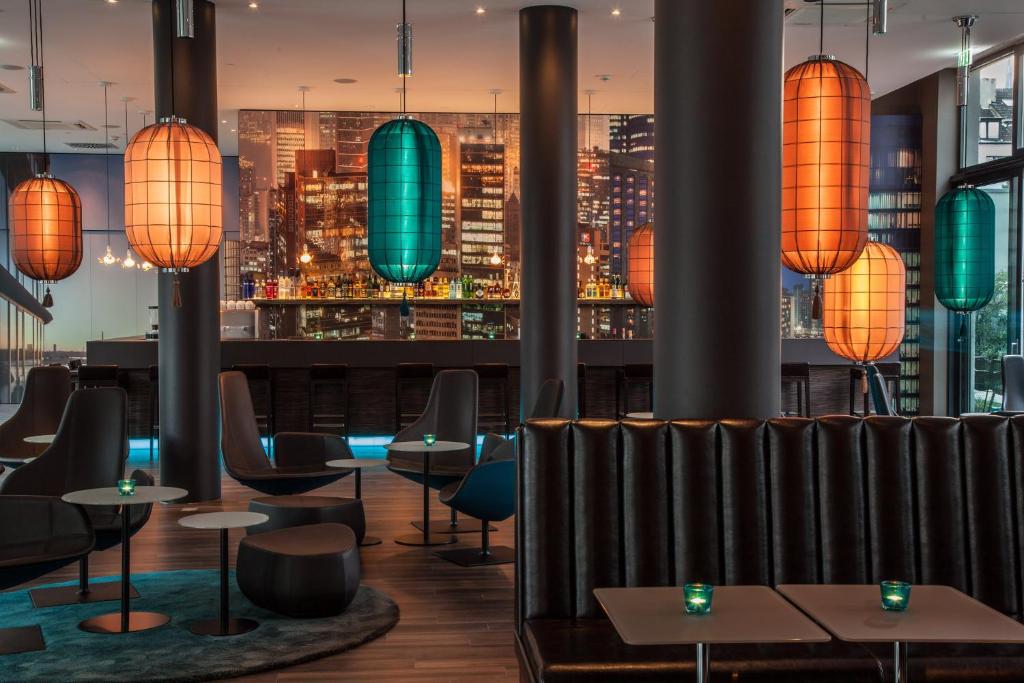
[864,0,871,82]
[28,0,47,172]
[819,0,825,56]
[103,82,112,250]
[401,0,407,114]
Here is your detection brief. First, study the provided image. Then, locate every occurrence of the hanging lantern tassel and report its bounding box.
[42,287,54,308]
[861,364,869,396]
[172,273,183,308]
[399,289,410,317]
[811,279,823,320]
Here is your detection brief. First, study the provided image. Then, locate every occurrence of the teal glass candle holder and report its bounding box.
[117,479,137,496]
[683,583,713,615]
[423,433,437,447]
[880,580,911,611]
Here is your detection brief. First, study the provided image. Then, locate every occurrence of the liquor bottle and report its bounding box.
[511,272,520,299]
[501,277,511,299]
[453,276,462,299]
[255,277,265,299]
[474,280,485,300]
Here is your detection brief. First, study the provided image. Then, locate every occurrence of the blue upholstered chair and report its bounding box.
[433,458,515,566]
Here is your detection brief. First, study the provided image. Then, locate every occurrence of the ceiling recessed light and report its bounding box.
[248,1,258,8]
[106,0,118,4]
[333,78,357,84]
[475,6,485,15]
[230,129,236,132]
[611,7,621,16]
[221,119,228,123]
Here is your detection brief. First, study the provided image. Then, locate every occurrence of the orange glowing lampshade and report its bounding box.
[9,173,83,285]
[627,223,654,307]
[824,241,906,363]
[124,116,222,271]
[782,55,870,281]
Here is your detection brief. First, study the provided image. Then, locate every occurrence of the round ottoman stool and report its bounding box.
[237,523,361,618]
[247,495,365,543]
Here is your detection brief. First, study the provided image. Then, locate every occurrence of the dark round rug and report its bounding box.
[0,570,399,682]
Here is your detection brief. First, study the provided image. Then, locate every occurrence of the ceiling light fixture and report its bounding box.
[334,78,357,84]
[9,0,84,306]
[490,252,502,266]
[611,8,621,17]
[122,250,137,269]
[367,0,442,295]
[106,0,118,4]
[123,10,223,307]
[248,1,258,8]
[475,6,485,15]
[780,0,871,319]
[954,15,976,108]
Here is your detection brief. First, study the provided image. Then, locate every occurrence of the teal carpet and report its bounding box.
[0,570,399,682]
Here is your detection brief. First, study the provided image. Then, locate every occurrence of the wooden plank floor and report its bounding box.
[16,467,520,682]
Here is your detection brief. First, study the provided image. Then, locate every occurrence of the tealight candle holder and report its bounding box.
[683,583,713,615]
[880,580,911,611]
[423,433,437,447]
[117,479,137,496]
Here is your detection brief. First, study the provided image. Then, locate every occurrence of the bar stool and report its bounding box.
[781,362,811,417]
[616,364,653,419]
[394,363,434,433]
[231,364,275,444]
[577,363,588,418]
[849,362,901,416]
[148,365,159,462]
[474,363,511,438]
[77,364,119,390]
[309,364,350,438]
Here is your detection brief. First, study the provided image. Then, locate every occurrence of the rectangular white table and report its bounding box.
[594,586,831,682]
[777,584,1024,683]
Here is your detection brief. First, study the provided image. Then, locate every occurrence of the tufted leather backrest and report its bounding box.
[516,416,1024,629]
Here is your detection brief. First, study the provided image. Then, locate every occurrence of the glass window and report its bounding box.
[965,54,1016,166]
[970,177,1020,411]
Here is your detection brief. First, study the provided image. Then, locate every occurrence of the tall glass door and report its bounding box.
[969,177,1021,411]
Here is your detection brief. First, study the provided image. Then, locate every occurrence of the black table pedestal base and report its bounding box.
[79,611,170,634]
[30,581,139,608]
[360,535,383,546]
[394,532,456,547]
[189,617,259,637]
[411,520,497,534]
[434,545,514,567]
[0,625,45,655]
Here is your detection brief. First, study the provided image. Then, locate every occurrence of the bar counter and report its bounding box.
[88,337,878,439]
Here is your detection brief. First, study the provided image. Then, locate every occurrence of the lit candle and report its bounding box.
[423,433,437,447]
[117,479,137,496]
[683,583,714,615]
[880,580,911,611]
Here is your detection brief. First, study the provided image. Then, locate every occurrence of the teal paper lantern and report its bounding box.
[935,185,996,313]
[367,117,441,283]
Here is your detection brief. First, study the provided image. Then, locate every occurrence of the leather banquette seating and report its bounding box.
[516,416,1024,682]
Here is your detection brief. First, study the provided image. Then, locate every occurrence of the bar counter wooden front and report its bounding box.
[86,337,885,438]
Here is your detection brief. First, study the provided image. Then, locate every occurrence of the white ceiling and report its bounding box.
[0,0,1021,156]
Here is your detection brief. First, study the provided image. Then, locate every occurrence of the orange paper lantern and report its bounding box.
[627,223,654,307]
[9,173,83,306]
[124,116,222,271]
[782,55,871,293]
[823,241,905,363]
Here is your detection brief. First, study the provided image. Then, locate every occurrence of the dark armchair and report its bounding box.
[386,369,479,489]
[0,387,152,607]
[434,458,515,566]
[219,371,352,495]
[1002,355,1024,411]
[479,378,562,463]
[0,496,94,654]
[0,365,71,465]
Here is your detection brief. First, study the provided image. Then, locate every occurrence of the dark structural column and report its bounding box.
[519,5,578,419]
[653,0,782,419]
[153,0,221,501]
